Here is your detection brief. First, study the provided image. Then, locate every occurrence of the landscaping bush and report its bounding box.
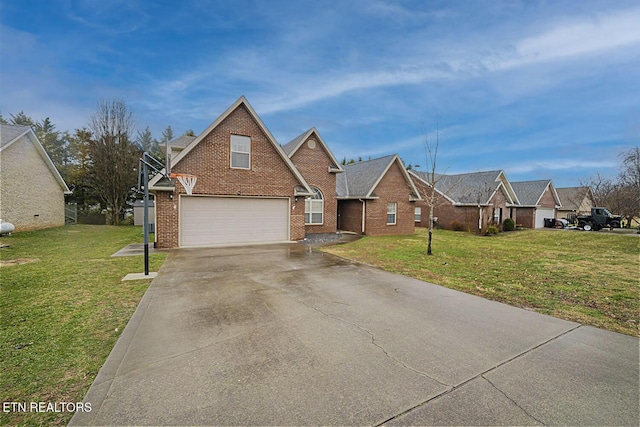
[486,225,499,235]
[503,217,515,231]
[449,219,465,231]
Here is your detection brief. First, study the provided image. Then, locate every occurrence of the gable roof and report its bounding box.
[159,134,196,154]
[0,124,71,194]
[337,154,420,200]
[556,186,593,210]
[411,169,519,205]
[149,96,313,194]
[511,180,561,207]
[282,128,344,173]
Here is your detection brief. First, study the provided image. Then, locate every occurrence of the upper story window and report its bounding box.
[305,187,324,225]
[231,135,250,169]
[387,202,397,225]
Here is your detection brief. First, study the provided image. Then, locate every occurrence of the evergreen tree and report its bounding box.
[136,126,155,152]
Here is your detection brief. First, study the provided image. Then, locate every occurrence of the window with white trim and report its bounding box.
[414,207,421,222]
[387,202,397,225]
[305,187,323,225]
[230,135,250,169]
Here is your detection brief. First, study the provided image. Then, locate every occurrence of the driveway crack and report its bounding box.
[376,324,582,426]
[481,374,545,425]
[301,300,452,388]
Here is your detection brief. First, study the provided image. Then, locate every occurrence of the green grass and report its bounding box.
[1,225,167,426]
[324,228,639,337]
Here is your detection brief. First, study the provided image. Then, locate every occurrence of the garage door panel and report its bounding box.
[180,196,289,247]
[535,208,555,228]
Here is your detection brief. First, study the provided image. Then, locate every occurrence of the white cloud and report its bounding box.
[493,7,640,70]
[506,159,617,174]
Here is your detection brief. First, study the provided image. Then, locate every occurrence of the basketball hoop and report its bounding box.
[170,173,197,195]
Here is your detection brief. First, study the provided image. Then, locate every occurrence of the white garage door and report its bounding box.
[535,208,555,228]
[180,196,289,247]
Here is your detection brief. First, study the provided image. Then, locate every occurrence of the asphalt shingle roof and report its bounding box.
[169,135,196,149]
[511,180,551,206]
[337,155,396,198]
[281,131,307,156]
[0,124,30,149]
[413,170,504,204]
[556,187,589,210]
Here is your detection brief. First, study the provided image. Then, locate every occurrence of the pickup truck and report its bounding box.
[576,207,622,231]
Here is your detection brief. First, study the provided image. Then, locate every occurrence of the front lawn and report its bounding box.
[1,225,167,426]
[324,228,639,337]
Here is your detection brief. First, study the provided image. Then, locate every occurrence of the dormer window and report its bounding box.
[231,135,250,169]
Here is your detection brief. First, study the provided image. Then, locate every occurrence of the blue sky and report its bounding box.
[2,0,639,187]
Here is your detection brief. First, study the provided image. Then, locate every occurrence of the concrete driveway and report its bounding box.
[71,244,639,426]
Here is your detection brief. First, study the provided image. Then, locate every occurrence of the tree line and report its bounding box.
[2,101,638,228]
[1,100,184,225]
[582,147,640,228]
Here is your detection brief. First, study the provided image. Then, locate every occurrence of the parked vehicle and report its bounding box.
[576,207,622,231]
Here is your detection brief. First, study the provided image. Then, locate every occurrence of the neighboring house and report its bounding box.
[337,155,421,236]
[0,124,71,231]
[282,128,343,235]
[511,180,562,228]
[149,96,314,248]
[410,170,519,233]
[555,187,594,220]
[159,134,196,166]
[133,199,155,228]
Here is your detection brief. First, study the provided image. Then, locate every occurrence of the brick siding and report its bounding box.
[289,134,338,235]
[364,161,415,236]
[339,161,415,236]
[338,200,363,233]
[413,177,515,233]
[154,104,305,248]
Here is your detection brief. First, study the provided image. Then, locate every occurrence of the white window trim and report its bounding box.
[415,206,421,222]
[230,134,251,170]
[387,202,397,225]
[305,186,324,225]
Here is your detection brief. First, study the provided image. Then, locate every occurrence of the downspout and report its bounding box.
[478,206,483,232]
[359,199,366,234]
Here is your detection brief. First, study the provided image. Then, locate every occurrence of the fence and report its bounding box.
[65,203,77,225]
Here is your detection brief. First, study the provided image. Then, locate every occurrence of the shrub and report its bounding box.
[503,217,515,231]
[450,219,465,231]
[486,225,499,235]
[120,216,135,226]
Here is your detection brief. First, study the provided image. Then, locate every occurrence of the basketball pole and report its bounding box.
[138,152,167,277]
[143,158,150,275]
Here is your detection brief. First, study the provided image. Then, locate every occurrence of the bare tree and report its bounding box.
[582,173,617,207]
[581,147,640,227]
[422,124,442,255]
[618,147,640,227]
[86,100,140,225]
[619,147,640,190]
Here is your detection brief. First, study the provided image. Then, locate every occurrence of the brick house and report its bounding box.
[149,97,426,247]
[149,97,314,248]
[282,128,344,235]
[410,170,519,233]
[555,187,594,220]
[0,124,71,231]
[511,180,562,228]
[337,155,421,236]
